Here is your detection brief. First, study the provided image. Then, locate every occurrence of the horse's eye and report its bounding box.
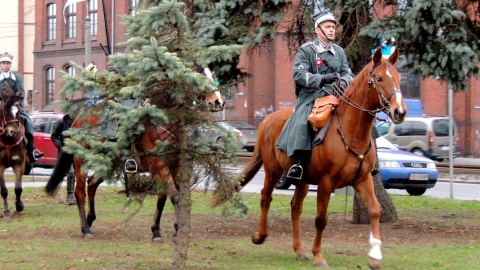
[376,77,383,82]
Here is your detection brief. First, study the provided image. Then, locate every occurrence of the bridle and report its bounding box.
[332,62,400,117]
[0,100,25,162]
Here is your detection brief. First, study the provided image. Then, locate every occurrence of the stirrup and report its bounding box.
[286,164,303,181]
[125,159,137,173]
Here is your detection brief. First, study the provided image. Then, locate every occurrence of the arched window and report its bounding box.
[65,66,75,77]
[88,0,98,36]
[65,4,77,38]
[46,67,55,105]
[47,3,56,41]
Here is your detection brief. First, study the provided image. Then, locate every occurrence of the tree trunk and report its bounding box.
[172,120,192,269]
[351,155,398,224]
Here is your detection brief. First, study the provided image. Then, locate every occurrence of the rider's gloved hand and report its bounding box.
[321,73,339,85]
[340,79,348,90]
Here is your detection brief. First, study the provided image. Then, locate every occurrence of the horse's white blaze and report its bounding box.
[386,70,393,79]
[214,91,224,106]
[368,233,383,260]
[11,105,18,118]
[11,155,21,160]
[204,67,214,82]
[395,92,404,113]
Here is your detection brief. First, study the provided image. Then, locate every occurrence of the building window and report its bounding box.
[46,67,55,105]
[88,0,98,36]
[129,0,139,15]
[65,66,75,77]
[398,54,420,98]
[47,3,56,41]
[65,4,77,39]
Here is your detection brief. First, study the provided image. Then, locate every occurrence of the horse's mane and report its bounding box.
[1,88,18,110]
[337,61,375,115]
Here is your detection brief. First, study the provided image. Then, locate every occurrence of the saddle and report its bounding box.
[99,99,141,140]
[309,95,339,147]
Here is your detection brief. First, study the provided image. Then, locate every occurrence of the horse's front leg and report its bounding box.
[0,172,9,216]
[312,187,331,268]
[291,181,310,261]
[13,164,24,212]
[150,166,179,242]
[354,176,382,270]
[85,175,103,234]
[252,170,282,245]
[75,168,92,237]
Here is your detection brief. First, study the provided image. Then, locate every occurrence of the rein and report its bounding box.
[329,62,396,183]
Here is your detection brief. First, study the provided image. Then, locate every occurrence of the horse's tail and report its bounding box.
[212,138,264,207]
[44,151,74,196]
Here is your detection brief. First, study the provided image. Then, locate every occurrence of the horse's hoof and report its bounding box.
[16,202,24,212]
[152,237,164,243]
[83,233,94,239]
[296,253,310,261]
[313,261,329,268]
[251,233,266,245]
[367,257,381,270]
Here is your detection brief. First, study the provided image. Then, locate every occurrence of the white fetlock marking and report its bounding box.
[368,233,383,260]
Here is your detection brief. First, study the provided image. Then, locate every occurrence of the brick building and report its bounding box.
[31,1,480,157]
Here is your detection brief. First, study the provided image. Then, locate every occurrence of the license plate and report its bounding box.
[441,146,450,150]
[409,174,429,180]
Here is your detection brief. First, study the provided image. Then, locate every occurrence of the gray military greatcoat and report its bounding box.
[276,38,354,157]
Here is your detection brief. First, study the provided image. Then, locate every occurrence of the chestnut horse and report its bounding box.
[45,70,225,239]
[214,48,406,269]
[0,89,27,216]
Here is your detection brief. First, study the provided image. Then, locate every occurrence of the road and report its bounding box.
[239,169,480,201]
[6,165,480,201]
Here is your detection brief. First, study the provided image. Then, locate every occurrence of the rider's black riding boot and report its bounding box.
[25,133,44,163]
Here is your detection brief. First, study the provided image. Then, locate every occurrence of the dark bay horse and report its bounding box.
[45,73,225,239]
[0,89,27,216]
[214,48,407,269]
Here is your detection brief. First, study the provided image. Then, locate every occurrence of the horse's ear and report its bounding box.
[388,48,399,66]
[372,48,382,65]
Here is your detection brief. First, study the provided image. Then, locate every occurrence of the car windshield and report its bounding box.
[375,137,398,150]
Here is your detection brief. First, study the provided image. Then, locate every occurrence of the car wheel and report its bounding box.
[23,161,32,175]
[406,187,426,196]
[411,148,425,156]
[275,174,291,190]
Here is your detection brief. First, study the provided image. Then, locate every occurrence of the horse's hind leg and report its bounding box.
[354,179,382,270]
[151,166,179,242]
[252,169,283,245]
[290,181,310,261]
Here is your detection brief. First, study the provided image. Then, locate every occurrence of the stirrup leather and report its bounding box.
[286,164,303,180]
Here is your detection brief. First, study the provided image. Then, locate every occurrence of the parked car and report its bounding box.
[26,112,63,175]
[190,122,247,150]
[376,136,438,196]
[217,122,248,148]
[224,121,258,152]
[275,133,439,196]
[377,115,460,161]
